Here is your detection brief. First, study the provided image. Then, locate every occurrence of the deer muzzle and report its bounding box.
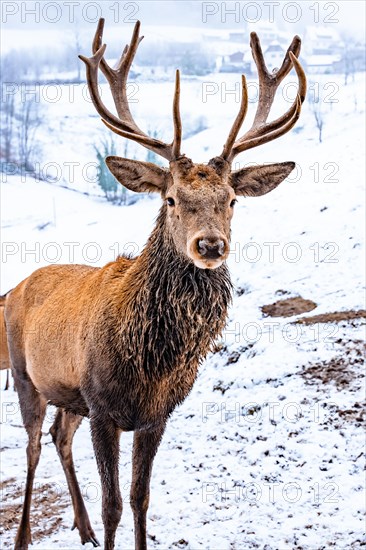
[188,234,229,269]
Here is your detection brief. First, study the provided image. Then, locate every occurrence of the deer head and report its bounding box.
[80,19,306,269]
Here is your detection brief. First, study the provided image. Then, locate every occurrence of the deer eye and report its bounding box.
[230,199,237,208]
[166,197,175,207]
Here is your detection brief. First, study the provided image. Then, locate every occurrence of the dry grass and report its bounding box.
[0,481,69,541]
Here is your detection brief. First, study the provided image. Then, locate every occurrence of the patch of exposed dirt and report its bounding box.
[261,296,317,318]
[235,285,250,297]
[301,339,365,390]
[0,477,16,492]
[295,309,366,325]
[350,540,366,548]
[0,482,69,541]
[320,401,366,431]
[213,380,233,395]
[337,402,366,426]
[0,502,22,535]
[226,351,241,364]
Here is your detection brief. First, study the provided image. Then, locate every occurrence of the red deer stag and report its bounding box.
[4,18,306,550]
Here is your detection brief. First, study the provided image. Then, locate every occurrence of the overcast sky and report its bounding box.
[1,0,365,51]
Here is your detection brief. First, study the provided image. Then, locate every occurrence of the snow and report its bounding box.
[0,66,365,548]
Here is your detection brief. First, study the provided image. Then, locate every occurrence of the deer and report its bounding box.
[0,295,12,389]
[3,18,306,550]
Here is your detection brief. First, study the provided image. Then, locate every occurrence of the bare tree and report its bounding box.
[0,53,17,164]
[1,51,43,172]
[309,84,324,143]
[16,96,42,172]
[312,103,324,143]
[62,21,83,81]
[343,46,356,86]
[73,26,82,82]
[1,91,16,163]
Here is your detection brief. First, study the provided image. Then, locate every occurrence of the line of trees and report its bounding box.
[0,60,43,173]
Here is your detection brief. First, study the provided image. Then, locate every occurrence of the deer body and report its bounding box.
[4,18,306,550]
[8,209,230,426]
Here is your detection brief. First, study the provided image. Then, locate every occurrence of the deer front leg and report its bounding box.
[131,423,166,550]
[90,416,122,550]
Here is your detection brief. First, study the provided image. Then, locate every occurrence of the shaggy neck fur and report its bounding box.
[113,205,232,380]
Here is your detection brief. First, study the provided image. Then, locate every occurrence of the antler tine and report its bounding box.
[289,51,307,102]
[119,21,143,74]
[221,75,248,160]
[91,18,144,81]
[101,71,182,158]
[172,70,182,159]
[90,19,143,125]
[91,17,112,80]
[222,34,306,163]
[249,32,268,79]
[229,52,306,159]
[251,33,302,126]
[80,19,184,161]
[100,119,172,153]
[232,95,302,155]
[275,35,301,81]
[79,43,134,133]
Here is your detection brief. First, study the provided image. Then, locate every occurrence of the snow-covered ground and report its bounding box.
[0,67,365,548]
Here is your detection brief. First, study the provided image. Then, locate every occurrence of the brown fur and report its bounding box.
[1,296,11,390]
[1,304,10,371]
[5,156,296,550]
[6,207,231,420]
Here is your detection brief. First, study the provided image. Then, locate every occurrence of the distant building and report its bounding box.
[304,26,343,56]
[301,26,342,73]
[242,41,286,75]
[263,42,286,73]
[219,48,251,73]
[303,54,341,74]
[334,42,366,75]
[247,21,280,46]
[229,32,246,43]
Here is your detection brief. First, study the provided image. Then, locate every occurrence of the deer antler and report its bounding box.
[221,33,307,163]
[79,18,182,161]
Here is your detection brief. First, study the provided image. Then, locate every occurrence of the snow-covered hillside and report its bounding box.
[0,68,365,548]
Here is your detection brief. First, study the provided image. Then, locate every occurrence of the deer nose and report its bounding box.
[197,238,225,260]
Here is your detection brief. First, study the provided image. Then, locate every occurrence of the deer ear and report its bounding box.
[230,162,295,197]
[106,157,171,194]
